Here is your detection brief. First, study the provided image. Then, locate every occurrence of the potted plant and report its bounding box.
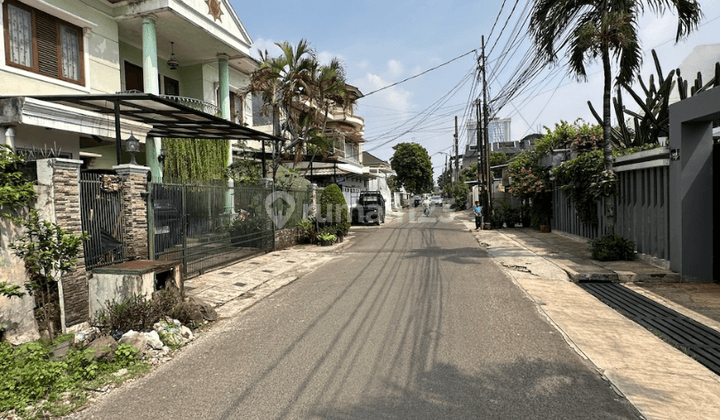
[317,232,337,246]
[297,219,317,244]
[531,192,553,233]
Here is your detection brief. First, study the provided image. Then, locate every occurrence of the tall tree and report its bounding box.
[529,0,701,233]
[246,40,356,169]
[391,143,434,194]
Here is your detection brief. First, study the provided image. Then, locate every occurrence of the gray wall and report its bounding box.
[668,87,719,282]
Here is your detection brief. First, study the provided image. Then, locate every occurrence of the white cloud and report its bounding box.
[387,60,404,78]
[317,50,346,66]
[355,73,413,115]
[250,37,281,60]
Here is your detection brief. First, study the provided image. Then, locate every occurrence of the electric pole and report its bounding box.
[454,116,459,184]
[481,36,492,219]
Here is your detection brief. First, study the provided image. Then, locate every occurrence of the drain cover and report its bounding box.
[234,282,246,287]
[580,282,720,376]
[219,272,233,275]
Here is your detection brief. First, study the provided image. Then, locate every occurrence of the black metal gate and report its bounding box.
[80,172,126,269]
[150,183,274,278]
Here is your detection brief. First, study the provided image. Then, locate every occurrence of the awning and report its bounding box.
[12,93,282,142]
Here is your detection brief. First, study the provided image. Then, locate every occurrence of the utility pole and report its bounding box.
[481,35,492,219]
[444,154,448,184]
[454,116,459,184]
[476,98,482,212]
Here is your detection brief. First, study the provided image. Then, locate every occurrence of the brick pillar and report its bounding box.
[308,183,317,219]
[36,158,87,329]
[114,164,150,260]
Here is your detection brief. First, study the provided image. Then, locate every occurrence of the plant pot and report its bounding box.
[320,240,333,247]
[539,224,551,233]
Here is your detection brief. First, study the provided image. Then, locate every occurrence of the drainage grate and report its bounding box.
[580,282,720,376]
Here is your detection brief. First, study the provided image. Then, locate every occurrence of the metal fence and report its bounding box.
[552,149,670,261]
[150,183,312,278]
[80,172,127,269]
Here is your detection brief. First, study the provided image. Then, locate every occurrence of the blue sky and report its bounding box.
[231,0,720,178]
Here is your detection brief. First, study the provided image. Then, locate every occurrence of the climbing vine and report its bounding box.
[162,138,230,183]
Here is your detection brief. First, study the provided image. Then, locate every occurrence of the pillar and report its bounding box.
[113,164,151,260]
[218,53,234,212]
[142,15,162,182]
[36,158,87,329]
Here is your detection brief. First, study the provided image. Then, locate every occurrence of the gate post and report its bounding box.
[308,183,317,219]
[114,164,150,260]
[36,158,86,329]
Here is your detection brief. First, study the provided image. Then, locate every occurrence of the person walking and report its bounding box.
[473,201,483,230]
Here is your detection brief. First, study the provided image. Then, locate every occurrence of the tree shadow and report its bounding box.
[311,358,641,420]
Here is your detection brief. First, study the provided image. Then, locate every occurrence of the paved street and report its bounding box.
[70,208,640,419]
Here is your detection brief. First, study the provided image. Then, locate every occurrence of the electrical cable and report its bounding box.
[361,50,477,98]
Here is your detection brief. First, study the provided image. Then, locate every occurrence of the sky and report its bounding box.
[230,0,720,180]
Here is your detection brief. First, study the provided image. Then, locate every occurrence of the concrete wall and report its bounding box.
[0,210,40,344]
[669,87,719,281]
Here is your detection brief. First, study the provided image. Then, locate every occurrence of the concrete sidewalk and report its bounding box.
[456,214,720,420]
[185,209,720,419]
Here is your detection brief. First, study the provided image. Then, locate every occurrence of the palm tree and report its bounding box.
[247,40,356,168]
[529,0,702,232]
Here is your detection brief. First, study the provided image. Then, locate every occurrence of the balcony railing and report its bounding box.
[116,90,219,116]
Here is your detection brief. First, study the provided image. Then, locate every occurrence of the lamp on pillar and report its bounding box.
[125,133,140,165]
[167,42,179,70]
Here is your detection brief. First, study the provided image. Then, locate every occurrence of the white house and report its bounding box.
[0,0,276,179]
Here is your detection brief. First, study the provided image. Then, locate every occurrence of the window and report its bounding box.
[3,0,84,85]
[164,76,179,96]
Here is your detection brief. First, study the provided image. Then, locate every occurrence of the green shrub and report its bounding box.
[318,184,349,231]
[93,289,189,335]
[0,336,142,416]
[451,182,469,210]
[589,234,636,261]
[297,219,316,243]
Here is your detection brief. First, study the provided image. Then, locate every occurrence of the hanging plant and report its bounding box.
[162,138,230,183]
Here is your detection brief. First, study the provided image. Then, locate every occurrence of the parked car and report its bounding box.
[431,195,443,206]
[412,195,421,207]
[352,191,386,225]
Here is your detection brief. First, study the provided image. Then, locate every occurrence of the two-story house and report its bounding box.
[0,0,277,180]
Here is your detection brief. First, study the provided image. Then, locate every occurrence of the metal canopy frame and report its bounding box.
[19,93,284,165]
[25,93,281,141]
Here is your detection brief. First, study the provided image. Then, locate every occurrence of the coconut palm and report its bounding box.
[529,0,702,232]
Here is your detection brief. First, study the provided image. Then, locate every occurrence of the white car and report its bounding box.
[431,195,443,205]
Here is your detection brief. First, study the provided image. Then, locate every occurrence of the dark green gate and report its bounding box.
[150,183,274,278]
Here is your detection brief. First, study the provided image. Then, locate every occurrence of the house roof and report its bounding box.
[10,93,282,143]
[362,151,388,166]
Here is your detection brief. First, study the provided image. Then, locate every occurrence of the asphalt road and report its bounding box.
[70,208,640,419]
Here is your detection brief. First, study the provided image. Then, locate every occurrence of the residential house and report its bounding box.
[0,0,271,175]
[362,151,393,214]
[293,84,368,207]
[0,0,279,343]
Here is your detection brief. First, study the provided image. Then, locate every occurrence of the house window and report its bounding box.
[164,76,179,96]
[3,0,85,85]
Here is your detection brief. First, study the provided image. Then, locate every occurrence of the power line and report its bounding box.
[361,50,477,97]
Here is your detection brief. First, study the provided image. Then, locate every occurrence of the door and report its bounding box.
[124,61,143,92]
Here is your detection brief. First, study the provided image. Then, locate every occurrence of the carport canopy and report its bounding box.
[23,93,282,142]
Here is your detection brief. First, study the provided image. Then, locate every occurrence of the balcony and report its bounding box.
[117,90,219,116]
